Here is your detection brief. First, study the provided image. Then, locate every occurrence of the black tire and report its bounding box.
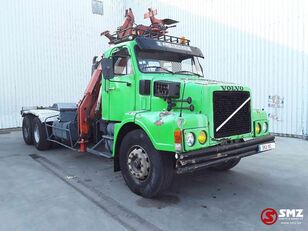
[32,117,51,150]
[210,158,241,171]
[22,116,33,145]
[119,129,174,198]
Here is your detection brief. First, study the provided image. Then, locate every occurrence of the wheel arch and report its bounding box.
[113,114,178,171]
[113,122,143,171]
[22,113,36,126]
[21,112,37,125]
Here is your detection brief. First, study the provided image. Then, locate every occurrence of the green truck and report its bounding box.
[21,8,275,197]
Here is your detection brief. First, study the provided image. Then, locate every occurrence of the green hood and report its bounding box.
[149,74,251,115]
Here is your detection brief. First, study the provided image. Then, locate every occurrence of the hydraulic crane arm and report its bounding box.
[77,64,102,152]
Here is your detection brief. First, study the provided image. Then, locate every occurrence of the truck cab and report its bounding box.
[96,35,274,196]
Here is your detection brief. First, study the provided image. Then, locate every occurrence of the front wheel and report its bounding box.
[119,129,174,198]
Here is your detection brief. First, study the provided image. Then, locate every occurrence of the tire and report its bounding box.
[32,117,51,150]
[210,158,241,171]
[119,129,174,198]
[22,116,33,145]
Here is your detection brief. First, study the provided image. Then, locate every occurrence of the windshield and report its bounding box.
[135,47,204,77]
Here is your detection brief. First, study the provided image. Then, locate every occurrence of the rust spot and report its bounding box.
[155,120,164,126]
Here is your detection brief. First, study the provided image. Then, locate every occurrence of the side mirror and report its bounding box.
[101,58,114,79]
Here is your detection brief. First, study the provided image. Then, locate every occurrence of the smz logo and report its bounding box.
[221,85,244,91]
[261,208,278,225]
[279,209,304,218]
[261,208,304,225]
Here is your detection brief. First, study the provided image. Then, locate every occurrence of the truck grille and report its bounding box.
[213,91,251,138]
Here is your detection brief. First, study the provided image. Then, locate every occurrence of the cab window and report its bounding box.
[112,48,133,76]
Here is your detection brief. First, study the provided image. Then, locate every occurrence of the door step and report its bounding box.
[102,135,114,140]
[86,134,113,158]
[86,147,112,158]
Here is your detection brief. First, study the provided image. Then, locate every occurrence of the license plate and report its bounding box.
[258,143,275,152]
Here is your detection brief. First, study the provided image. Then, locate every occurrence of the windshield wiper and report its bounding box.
[173,70,202,77]
[142,66,174,74]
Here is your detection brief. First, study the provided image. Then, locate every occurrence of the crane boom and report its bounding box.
[77,65,102,152]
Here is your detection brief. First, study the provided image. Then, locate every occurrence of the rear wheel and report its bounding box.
[210,158,241,171]
[119,129,174,198]
[32,117,51,150]
[22,116,33,145]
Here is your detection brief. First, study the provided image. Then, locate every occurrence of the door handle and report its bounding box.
[108,87,116,92]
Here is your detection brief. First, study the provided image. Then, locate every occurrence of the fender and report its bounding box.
[112,111,176,156]
[112,111,209,156]
[20,103,77,123]
[252,109,268,121]
[21,109,59,123]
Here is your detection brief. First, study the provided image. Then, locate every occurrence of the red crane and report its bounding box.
[77,65,102,152]
[101,8,178,44]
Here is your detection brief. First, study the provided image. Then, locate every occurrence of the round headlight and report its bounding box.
[256,123,261,134]
[185,132,195,147]
[198,131,207,144]
[263,122,268,133]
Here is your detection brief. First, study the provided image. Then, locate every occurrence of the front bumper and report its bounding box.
[176,135,275,174]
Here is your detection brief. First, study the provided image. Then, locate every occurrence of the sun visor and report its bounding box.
[135,37,204,58]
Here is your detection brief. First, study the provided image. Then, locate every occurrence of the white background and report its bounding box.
[0,0,307,137]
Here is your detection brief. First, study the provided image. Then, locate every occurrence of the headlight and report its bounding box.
[263,122,268,133]
[198,131,207,144]
[255,123,261,134]
[185,132,195,147]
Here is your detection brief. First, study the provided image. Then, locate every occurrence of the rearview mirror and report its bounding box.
[101,58,114,79]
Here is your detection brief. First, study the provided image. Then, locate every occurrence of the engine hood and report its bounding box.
[149,75,251,115]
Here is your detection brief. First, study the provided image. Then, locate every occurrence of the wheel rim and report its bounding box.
[127,145,150,181]
[33,124,40,143]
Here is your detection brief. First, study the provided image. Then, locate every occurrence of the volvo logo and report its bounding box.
[221,85,244,91]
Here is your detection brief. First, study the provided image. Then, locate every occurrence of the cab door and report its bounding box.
[107,47,135,121]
